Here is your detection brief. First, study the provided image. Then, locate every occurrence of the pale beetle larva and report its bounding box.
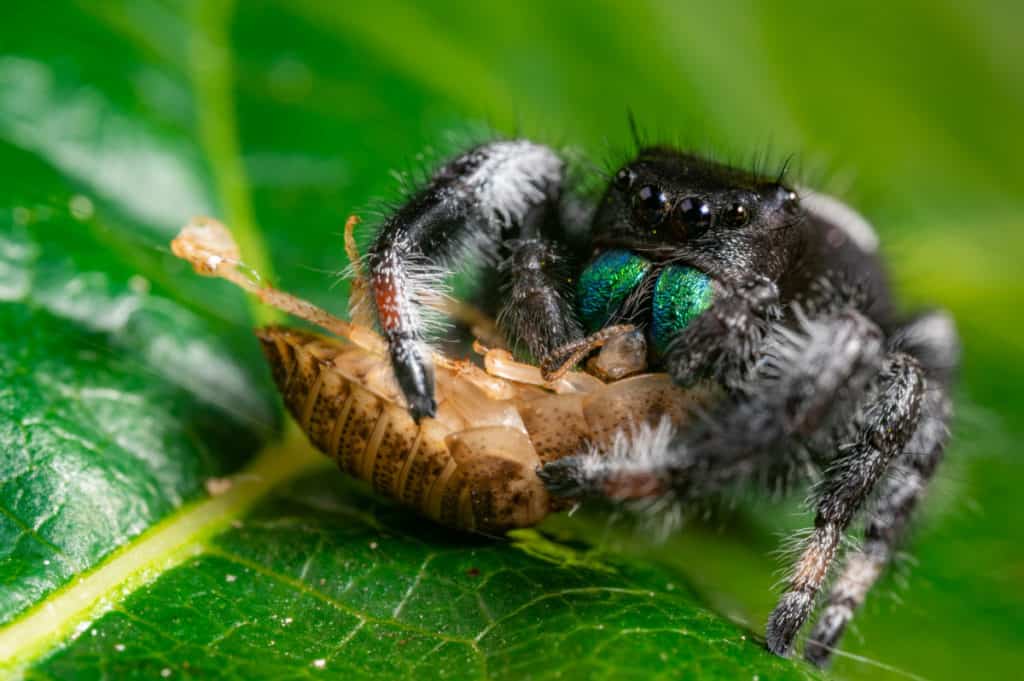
[171,216,708,533]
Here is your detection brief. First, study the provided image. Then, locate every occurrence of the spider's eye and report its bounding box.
[614,168,635,191]
[782,189,799,210]
[672,197,712,237]
[722,202,749,228]
[632,184,669,225]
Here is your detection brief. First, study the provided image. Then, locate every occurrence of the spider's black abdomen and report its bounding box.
[783,192,897,329]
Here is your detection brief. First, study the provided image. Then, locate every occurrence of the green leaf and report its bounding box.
[25,473,824,680]
[0,138,276,625]
[2,1,1023,680]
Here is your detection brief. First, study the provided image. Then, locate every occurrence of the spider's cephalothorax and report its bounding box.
[366,139,959,666]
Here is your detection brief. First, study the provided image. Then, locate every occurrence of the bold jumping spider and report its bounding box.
[366,139,959,665]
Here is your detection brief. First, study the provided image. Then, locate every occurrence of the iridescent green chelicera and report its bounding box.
[577,251,713,355]
[651,265,714,354]
[576,249,651,331]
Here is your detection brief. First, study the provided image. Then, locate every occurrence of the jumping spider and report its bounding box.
[365,138,959,665]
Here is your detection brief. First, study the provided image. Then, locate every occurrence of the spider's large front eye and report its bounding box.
[672,197,712,237]
[632,184,669,225]
[577,249,651,332]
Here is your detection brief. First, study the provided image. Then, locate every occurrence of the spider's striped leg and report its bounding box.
[542,307,917,661]
[766,349,925,657]
[804,311,958,666]
[367,140,565,420]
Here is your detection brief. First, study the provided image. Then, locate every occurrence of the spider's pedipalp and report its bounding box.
[662,276,780,393]
[496,237,583,363]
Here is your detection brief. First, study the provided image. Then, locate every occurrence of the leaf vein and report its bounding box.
[203,546,476,646]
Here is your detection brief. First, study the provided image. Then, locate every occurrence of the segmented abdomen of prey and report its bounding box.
[257,326,703,533]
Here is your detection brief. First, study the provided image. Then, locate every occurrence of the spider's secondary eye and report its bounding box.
[576,249,651,332]
[673,197,712,237]
[782,189,799,211]
[632,184,669,225]
[722,202,749,228]
[614,168,635,190]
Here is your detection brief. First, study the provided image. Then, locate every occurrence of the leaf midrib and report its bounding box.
[0,0,300,670]
[0,426,328,672]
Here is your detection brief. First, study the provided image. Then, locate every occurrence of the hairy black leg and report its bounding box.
[367,140,564,420]
[766,351,925,657]
[496,238,583,362]
[804,311,959,666]
[540,306,934,658]
[664,310,886,500]
[664,276,780,393]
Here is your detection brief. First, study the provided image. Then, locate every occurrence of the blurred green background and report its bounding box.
[3,1,1022,679]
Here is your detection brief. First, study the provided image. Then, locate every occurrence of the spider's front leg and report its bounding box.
[657,308,926,659]
[367,140,575,420]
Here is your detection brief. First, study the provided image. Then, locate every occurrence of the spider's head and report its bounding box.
[593,146,800,254]
[577,148,799,357]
